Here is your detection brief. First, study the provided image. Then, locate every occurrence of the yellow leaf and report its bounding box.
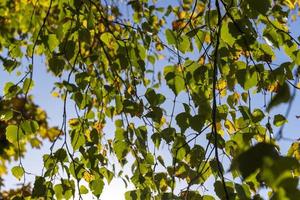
[0,159,7,175]
[93,121,104,133]
[155,42,164,51]
[98,23,106,32]
[158,54,165,60]
[127,85,134,95]
[172,20,185,30]
[37,108,47,120]
[83,171,95,182]
[45,127,61,141]
[82,20,87,28]
[102,149,107,157]
[288,142,300,160]
[159,178,168,192]
[297,82,300,89]
[283,0,297,9]
[224,119,236,134]
[216,122,224,136]
[267,81,279,93]
[232,92,240,105]
[160,116,166,126]
[51,91,59,97]
[85,129,91,142]
[204,34,211,43]
[197,55,205,65]
[178,11,187,19]
[217,79,227,90]
[108,15,115,21]
[68,118,80,127]
[196,3,205,15]
[216,79,227,97]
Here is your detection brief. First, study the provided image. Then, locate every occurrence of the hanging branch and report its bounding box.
[213,0,230,199]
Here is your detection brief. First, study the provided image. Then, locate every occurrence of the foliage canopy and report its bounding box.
[1,0,300,199]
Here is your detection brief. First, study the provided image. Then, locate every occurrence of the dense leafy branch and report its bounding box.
[1,0,300,199]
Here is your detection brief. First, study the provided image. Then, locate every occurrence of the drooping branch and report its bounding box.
[212,0,230,199]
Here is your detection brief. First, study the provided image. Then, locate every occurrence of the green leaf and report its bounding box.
[6,125,24,143]
[64,40,76,60]
[194,162,212,183]
[0,110,13,121]
[267,82,290,112]
[32,177,47,198]
[261,156,299,188]
[160,127,176,143]
[4,82,21,97]
[190,114,205,132]
[87,12,95,29]
[48,56,65,76]
[195,30,206,51]
[246,0,271,15]
[252,109,265,123]
[172,136,189,160]
[205,10,218,27]
[165,29,176,45]
[163,65,185,95]
[221,20,239,46]
[203,195,215,200]
[175,112,191,132]
[54,148,68,162]
[11,166,24,180]
[79,29,91,43]
[231,143,279,179]
[122,99,143,117]
[214,181,235,200]
[54,184,64,199]
[21,120,39,134]
[186,26,201,38]
[113,140,129,164]
[178,35,190,53]
[145,107,163,123]
[186,145,205,168]
[147,55,155,65]
[115,95,123,114]
[237,67,258,90]
[235,183,251,200]
[79,185,89,194]
[99,167,114,184]
[89,179,104,197]
[145,88,166,107]
[3,59,18,72]
[47,34,59,52]
[182,190,202,199]
[206,133,225,149]
[69,160,84,180]
[244,70,258,90]
[273,114,287,127]
[263,27,283,48]
[23,78,34,93]
[284,41,298,60]
[9,44,23,58]
[239,106,252,120]
[70,129,85,151]
[125,190,141,200]
[295,50,300,65]
[100,32,114,46]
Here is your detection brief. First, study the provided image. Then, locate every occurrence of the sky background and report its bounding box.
[1,1,300,199]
